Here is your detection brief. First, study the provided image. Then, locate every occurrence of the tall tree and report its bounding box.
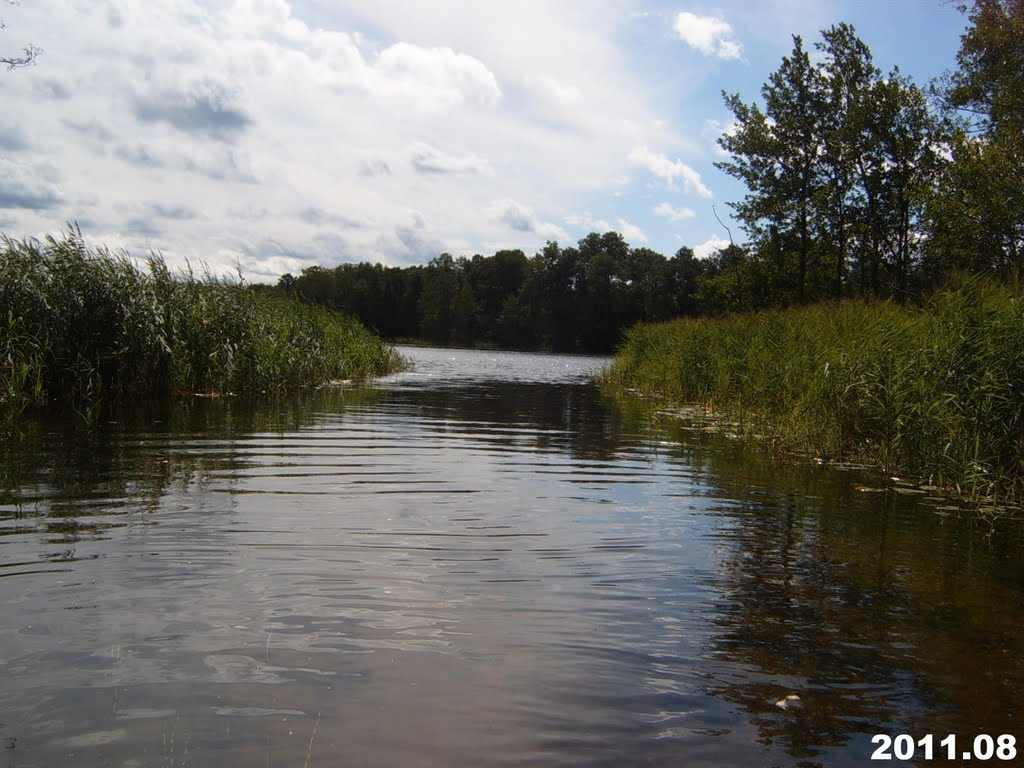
[463,249,527,345]
[666,247,707,317]
[719,24,938,302]
[577,232,630,351]
[718,34,830,304]
[868,73,935,297]
[815,24,881,297]
[418,254,476,346]
[696,243,768,314]
[624,246,675,323]
[927,0,1024,276]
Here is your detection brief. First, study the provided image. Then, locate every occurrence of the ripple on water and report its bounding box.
[0,347,1022,766]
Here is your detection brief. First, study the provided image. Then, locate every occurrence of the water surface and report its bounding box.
[1,346,1022,766]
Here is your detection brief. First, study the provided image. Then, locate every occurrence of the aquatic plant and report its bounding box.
[0,229,403,419]
[603,277,1024,507]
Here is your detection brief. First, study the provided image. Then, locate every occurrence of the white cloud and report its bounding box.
[490,198,534,231]
[566,211,647,243]
[0,0,692,276]
[488,198,570,242]
[0,158,64,210]
[617,219,648,243]
[694,235,732,259]
[566,212,603,230]
[229,0,311,43]
[629,146,712,198]
[654,202,696,222]
[407,142,492,175]
[674,12,743,60]
[378,43,501,104]
[131,76,253,141]
[524,74,584,107]
[375,209,448,263]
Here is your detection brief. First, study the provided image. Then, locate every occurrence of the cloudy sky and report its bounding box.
[1,0,968,282]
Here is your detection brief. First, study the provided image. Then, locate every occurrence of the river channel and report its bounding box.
[1,346,1023,767]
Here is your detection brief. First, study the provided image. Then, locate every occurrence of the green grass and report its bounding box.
[1,230,404,419]
[602,277,1024,507]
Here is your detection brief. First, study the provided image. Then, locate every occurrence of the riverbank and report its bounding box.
[1,231,404,420]
[601,278,1024,511]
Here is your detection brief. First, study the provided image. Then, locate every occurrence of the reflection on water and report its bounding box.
[1,346,1022,767]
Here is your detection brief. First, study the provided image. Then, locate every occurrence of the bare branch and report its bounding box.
[2,43,41,70]
[2,0,41,70]
[713,203,735,246]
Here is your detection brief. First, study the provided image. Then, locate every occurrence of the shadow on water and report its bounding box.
[0,347,1022,767]
[1,387,383,517]
[640,408,1024,766]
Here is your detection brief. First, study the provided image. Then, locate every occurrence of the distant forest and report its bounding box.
[275,235,707,352]
[269,1,1021,353]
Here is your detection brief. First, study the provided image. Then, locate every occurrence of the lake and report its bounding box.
[1,346,1022,767]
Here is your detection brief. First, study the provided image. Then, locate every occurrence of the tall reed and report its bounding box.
[1,230,403,419]
[602,277,1024,506]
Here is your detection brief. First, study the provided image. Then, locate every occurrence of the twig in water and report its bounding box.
[303,712,321,768]
[111,643,121,714]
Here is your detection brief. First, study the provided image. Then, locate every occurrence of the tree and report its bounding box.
[2,1,41,70]
[718,24,938,302]
[418,254,476,345]
[926,0,1024,276]
[277,273,297,293]
[295,265,337,307]
[462,249,527,345]
[696,243,769,314]
[718,34,829,305]
[814,25,938,298]
[576,232,630,351]
[666,246,707,317]
[814,23,881,297]
[866,73,936,297]
[945,0,1024,132]
[623,246,674,324]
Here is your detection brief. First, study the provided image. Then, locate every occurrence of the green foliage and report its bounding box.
[603,278,1024,506]
[0,230,403,420]
[418,253,477,346]
[925,0,1024,277]
[946,0,1024,131]
[287,232,715,353]
[717,24,938,305]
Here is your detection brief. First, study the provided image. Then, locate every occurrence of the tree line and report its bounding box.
[277,234,715,352]
[273,1,1021,352]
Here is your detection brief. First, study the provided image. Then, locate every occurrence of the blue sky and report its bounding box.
[0,0,969,282]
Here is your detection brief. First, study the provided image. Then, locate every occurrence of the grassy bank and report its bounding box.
[602,278,1024,507]
[1,231,403,419]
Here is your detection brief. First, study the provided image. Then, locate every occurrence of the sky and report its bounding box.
[0,0,970,283]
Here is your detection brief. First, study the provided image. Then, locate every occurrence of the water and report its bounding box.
[2,346,1023,767]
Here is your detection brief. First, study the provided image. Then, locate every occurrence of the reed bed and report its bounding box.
[1,231,403,419]
[602,278,1024,507]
